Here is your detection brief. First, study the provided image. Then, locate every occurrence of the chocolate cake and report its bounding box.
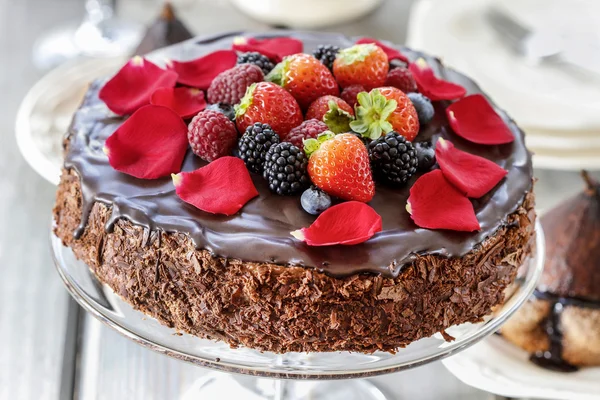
[53,31,536,353]
[502,171,600,370]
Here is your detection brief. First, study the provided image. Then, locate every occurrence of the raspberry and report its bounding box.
[312,44,340,71]
[368,132,418,186]
[263,142,310,195]
[283,119,329,149]
[237,52,275,75]
[207,64,264,105]
[340,84,366,108]
[188,110,238,162]
[384,67,417,93]
[238,122,280,174]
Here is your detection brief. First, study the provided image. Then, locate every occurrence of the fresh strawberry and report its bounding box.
[384,67,417,93]
[266,53,339,110]
[333,44,389,90]
[307,133,375,202]
[305,95,354,134]
[350,87,420,142]
[235,82,303,136]
[283,119,329,149]
[340,84,366,108]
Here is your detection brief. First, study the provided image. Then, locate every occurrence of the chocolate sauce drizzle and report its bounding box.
[530,290,600,372]
[63,31,533,278]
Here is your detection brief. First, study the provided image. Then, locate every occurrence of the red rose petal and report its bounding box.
[169,50,237,89]
[150,87,207,119]
[436,138,508,198]
[408,58,467,101]
[407,169,480,232]
[446,94,515,145]
[355,38,409,63]
[291,201,382,246]
[172,157,258,215]
[99,56,178,115]
[105,105,188,179]
[232,36,303,62]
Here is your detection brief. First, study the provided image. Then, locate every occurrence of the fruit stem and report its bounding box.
[581,170,598,195]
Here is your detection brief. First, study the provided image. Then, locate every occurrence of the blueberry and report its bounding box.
[415,141,436,171]
[301,187,332,215]
[407,93,434,125]
[206,103,235,122]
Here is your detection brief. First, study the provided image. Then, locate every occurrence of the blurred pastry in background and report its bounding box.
[502,171,600,370]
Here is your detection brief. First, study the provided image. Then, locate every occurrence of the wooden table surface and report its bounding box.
[0,1,597,399]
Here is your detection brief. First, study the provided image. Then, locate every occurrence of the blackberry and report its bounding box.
[237,52,275,75]
[313,44,340,71]
[368,132,418,186]
[263,142,310,195]
[238,123,280,174]
[206,103,235,122]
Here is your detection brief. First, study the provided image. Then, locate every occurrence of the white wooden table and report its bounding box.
[0,0,597,399]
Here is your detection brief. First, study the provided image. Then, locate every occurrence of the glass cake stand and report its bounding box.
[51,223,544,400]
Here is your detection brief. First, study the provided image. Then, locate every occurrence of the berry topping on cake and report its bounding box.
[312,44,340,71]
[237,51,275,75]
[149,87,207,119]
[446,94,514,145]
[291,201,382,246]
[407,169,480,232]
[384,67,417,93]
[188,110,238,162]
[232,36,303,62]
[263,142,310,195]
[305,95,354,133]
[283,119,329,149]
[205,103,235,121]
[407,92,435,125]
[300,187,332,215]
[351,88,419,141]
[266,53,339,110]
[340,84,366,108]
[207,64,264,105]
[237,122,280,174]
[104,105,188,179]
[99,56,178,116]
[172,157,258,215]
[307,133,375,202]
[414,140,436,171]
[368,132,418,186]
[408,58,467,101]
[333,44,389,90]
[169,50,237,89]
[235,82,303,136]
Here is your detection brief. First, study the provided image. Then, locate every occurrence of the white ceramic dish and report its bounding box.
[443,335,600,400]
[15,57,124,185]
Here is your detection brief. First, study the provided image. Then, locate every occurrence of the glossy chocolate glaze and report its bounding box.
[529,290,600,372]
[64,31,533,278]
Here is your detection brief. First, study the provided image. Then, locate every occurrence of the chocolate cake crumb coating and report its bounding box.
[53,32,537,353]
[54,172,535,353]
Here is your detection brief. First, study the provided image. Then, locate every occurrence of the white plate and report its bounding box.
[15,57,125,185]
[442,335,600,400]
[407,0,600,170]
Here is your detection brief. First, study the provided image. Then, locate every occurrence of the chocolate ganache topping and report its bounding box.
[64,31,533,278]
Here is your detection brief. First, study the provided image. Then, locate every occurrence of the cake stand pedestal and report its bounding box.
[51,224,544,400]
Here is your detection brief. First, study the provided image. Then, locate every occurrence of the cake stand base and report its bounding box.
[183,373,389,400]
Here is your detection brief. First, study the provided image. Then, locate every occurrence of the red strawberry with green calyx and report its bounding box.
[305,95,354,134]
[333,44,389,90]
[350,87,419,141]
[266,53,339,110]
[235,82,303,136]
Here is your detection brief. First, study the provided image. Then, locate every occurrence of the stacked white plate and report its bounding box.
[407,0,600,170]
